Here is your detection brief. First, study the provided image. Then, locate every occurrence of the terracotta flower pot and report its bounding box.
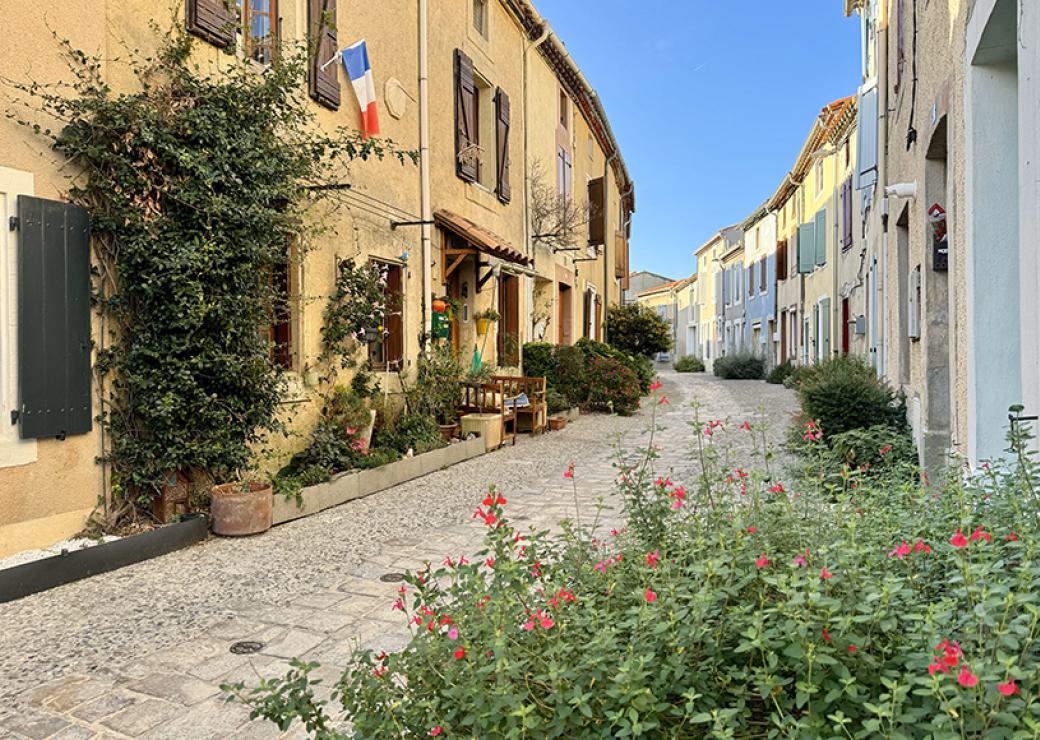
[548,416,567,431]
[211,481,273,537]
[438,423,459,442]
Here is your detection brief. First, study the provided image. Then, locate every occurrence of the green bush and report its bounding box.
[673,355,705,373]
[795,355,905,439]
[576,337,655,394]
[712,351,765,380]
[230,414,1040,739]
[554,345,589,409]
[521,342,555,380]
[372,413,444,457]
[545,387,570,415]
[766,359,794,385]
[584,357,641,415]
[604,303,672,358]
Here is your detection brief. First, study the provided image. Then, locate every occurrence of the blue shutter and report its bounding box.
[17,196,92,439]
[797,223,816,273]
[814,210,827,266]
[820,297,831,359]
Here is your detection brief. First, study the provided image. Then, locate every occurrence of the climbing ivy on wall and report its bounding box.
[8,26,415,523]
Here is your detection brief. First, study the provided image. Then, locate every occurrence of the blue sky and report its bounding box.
[535,0,862,278]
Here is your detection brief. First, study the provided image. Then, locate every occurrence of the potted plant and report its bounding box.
[210,479,273,536]
[548,416,567,431]
[474,308,500,337]
[410,344,464,441]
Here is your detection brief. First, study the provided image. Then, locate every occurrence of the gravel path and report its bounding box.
[0,371,798,739]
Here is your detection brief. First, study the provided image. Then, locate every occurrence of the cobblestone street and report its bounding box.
[0,372,797,739]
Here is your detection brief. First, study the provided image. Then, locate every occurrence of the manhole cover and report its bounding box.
[379,572,405,583]
[229,641,264,655]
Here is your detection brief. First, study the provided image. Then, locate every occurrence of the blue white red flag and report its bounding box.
[341,40,380,137]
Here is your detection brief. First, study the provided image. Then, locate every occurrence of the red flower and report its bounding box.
[888,540,911,559]
[482,492,507,507]
[649,380,663,391]
[950,530,969,548]
[485,557,495,568]
[740,420,751,431]
[970,526,991,543]
[821,627,831,642]
[746,526,758,533]
[998,680,1019,697]
[914,539,932,553]
[769,482,785,494]
[453,647,465,660]
[756,554,769,569]
[957,665,978,688]
[644,586,657,603]
[430,727,443,737]
[928,661,948,676]
[658,395,669,405]
[820,566,833,580]
[879,444,893,455]
[564,463,575,479]
[391,599,404,611]
[646,550,660,569]
[1006,532,1020,541]
[847,645,857,653]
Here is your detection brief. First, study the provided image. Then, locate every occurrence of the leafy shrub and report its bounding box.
[605,303,672,358]
[766,359,794,385]
[712,351,765,379]
[521,342,555,380]
[673,355,705,373]
[553,345,588,409]
[372,413,444,457]
[584,357,641,415]
[231,415,1040,739]
[795,355,905,438]
[576,337,655,394]
[829,424,917,470]
[545,387,570,415]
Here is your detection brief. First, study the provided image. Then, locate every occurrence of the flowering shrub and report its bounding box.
[795,356,906,438]
[228,400,1040,738]
[583,357,641,415]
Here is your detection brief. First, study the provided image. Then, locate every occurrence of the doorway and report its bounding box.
[557,283,573,345]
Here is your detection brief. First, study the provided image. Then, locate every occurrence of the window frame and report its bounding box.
[237,0,279,66]
[472,0,489,39]
[368,260,405,370]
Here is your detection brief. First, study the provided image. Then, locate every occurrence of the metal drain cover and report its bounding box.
[229,641,264,655]
[379,572,405,583]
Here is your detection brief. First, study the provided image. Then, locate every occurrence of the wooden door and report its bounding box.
[497,274,520,366]
[558,284,572,345]
[841,298,850,355]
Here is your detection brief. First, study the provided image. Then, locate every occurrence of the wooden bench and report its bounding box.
[458,381,518,447]
[492,375,547,436]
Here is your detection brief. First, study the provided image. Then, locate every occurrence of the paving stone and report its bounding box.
[203,617,269,641]
[0,708,71,740]
[136,697,251,739]
[259,629,325,659]
[69,690,138,722]
[128,673,221,706]
[100,698,181,736]
[291,591,349,610]
[48,725,97,740]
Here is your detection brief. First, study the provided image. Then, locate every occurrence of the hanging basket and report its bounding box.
[476,318,492,336]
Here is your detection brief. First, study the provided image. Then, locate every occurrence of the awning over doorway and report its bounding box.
[434,208,532,267]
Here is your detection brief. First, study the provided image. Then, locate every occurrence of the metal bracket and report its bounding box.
[476,260,495,292]
[9,410,18,426]
[390,219,435,231]
[9,216,19,231]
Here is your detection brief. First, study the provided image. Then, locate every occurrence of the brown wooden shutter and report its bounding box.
[587,177,605,246]
[455,49,478,182]
[308,0,341,110]
[186,0,234,47]
[494,88,511,203]
[388,264,404,367]
[497,275,519,366]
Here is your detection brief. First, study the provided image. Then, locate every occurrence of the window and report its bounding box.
[369,260,404,369]
[814,158,825,197]
[588,133,594,160]
[265,257,293,369]
[237,0,278,65]
[473,0,488,37]
[748,266,754,297]
[759,257,767,293]
[556,145,572,199]
[559,90,569,130]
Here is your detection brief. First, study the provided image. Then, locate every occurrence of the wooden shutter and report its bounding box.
[842,177,854,249]
[494,88,511,203]
[16,196,92,439]
[797,222,816,273]
[387,264,404,367]
[820,298,831,359]
[186,0,234,48]
[497,275,519,366]
[455,49,478,182]
[759,258,767,292]
[587,177,605,246]
[308,0,341,110]
[814,210,827,266]
[776,240,787,278]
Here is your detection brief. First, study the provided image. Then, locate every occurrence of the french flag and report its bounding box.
[341,40,380,138]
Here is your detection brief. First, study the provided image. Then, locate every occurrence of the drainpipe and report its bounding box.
[603,150,618,342]
[877,5,890,379]
[523,24,550,259]
[419,0,432,345]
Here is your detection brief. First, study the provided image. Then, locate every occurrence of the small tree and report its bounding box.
[605,304,672,358]
[528,160,595,253]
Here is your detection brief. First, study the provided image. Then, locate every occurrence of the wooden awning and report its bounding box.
[434,209,532,266]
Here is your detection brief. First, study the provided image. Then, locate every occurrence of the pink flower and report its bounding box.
[957,665,978,688]
[928,661,948,676]
[769,482,785,494]
[391,599,404,611]
[950,530,969,548]
[593,561,607,573]
[644,586,657,603]
[540,615,554,629]
[658,395,669,405]
[792,554,807,567]
[521,620,534,632]
[756,554,769,569]
[820,566,833,580]
[914,539,932,554]
[649,380,663,391]
[888,540,911,559]
[646,550,660,569]
[447,625,459,641]
[879,444,893,455]
[563,463,575,479]
[670,500,683,510]
[430,728,443,737]
[998,680,1019,697]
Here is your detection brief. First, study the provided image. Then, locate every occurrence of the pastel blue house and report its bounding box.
[741,209,779,365]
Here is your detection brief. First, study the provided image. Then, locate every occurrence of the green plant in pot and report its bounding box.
[474,308,500,337]
[411,343,464,440]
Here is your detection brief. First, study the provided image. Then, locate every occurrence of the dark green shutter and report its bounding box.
[815,209,827,266]
[797,223,816,273]
[17,196,92,439]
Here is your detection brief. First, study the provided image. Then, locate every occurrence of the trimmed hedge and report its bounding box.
[673,355,705,373]
[712,351,765,380]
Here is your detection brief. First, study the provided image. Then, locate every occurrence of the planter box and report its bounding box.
[0,514,209,604]
[460,412,503,452]
[272,437,486,526]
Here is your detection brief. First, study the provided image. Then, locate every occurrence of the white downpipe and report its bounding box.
[418,0,432,342]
